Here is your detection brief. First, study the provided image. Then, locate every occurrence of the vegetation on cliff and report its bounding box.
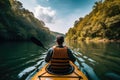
[0,0,55,42]
[66,0,120,41]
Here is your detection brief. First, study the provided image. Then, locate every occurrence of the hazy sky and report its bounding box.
[18,0,98,34]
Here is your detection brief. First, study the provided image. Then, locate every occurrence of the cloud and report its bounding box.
[18,0,37,12]
[33,5,69,34]
[45,9,84,34]
[46,17,77,34]
[34,5,56,23]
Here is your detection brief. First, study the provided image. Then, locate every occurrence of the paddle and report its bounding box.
[31,37,48,50]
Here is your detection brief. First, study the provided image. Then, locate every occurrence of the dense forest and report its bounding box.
[66,0,120,41]
[0,0,56,43]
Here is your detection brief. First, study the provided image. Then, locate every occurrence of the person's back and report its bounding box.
[45,35,76,74]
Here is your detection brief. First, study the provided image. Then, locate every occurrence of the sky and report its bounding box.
[18,0,98,34]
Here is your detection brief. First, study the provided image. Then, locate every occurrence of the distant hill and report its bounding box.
[52,31,64,36]
[0,0,55,43]
[66,0,120,41]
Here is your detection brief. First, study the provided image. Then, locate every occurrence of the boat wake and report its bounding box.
[73,51,100,80]
[18,51,100,80]
[17,52,47,80]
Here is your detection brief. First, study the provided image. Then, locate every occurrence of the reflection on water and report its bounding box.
[66,41,120,80]
[0,42,46,80]
[0,41,120,80]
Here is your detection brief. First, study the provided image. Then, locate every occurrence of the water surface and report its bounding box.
[0,41,120,80]
[67,41,120,80]
[0,42,46,80]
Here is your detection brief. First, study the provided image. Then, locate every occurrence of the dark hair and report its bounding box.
[56,35,64,45]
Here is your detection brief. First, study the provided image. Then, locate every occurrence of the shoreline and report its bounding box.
[65,38,120,43]
[87,39,120,43]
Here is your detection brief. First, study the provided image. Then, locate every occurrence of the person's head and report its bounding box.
[56,35,64,45]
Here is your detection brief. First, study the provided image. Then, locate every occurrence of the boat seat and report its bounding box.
[46,64,74,75]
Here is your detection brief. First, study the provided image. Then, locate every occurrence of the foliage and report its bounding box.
[0,0,55,42]
[66,0,120,41]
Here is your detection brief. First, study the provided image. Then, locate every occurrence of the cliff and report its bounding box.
[66,0,120,42]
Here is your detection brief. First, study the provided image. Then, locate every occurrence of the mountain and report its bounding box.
[52,31,64,37]
[66,0,120,41]
[0,0,55,43]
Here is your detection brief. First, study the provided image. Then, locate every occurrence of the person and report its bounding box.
[45,35,76,74]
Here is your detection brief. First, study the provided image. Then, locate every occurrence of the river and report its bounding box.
[66,41,120,80]
[0,41,120,80]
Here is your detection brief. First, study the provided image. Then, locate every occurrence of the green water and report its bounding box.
[0,42,47,80]
[0,41,120,80]
[67,41,120,80]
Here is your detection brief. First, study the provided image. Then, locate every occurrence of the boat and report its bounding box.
[31,61,88,80]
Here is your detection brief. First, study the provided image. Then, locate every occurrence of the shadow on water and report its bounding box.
[66,41,120,80]
[1,41,120,80]
[0,42,47,80]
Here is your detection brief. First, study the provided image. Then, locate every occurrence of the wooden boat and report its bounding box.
[31,61,88,80]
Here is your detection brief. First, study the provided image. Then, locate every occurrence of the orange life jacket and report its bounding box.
[50,46,70,72]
